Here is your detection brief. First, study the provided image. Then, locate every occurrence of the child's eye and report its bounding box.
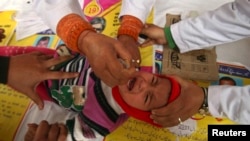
[151,76,158,86]
[144,94,149,104]
[144,92,153,105]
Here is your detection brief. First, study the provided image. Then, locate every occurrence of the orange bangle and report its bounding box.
[118,15,143,41]
[56,14,95,52]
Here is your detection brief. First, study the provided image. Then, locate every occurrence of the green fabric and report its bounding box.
[164,26,177,49]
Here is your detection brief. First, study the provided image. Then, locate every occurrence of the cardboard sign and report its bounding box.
[161,14,219,81]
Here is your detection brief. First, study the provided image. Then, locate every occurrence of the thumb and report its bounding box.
[141,23,152,33]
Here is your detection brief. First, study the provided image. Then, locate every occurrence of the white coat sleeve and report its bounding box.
[32,0,84,32]
[119,0,156,23]
[171,0,250,53]
[208,85,250,124]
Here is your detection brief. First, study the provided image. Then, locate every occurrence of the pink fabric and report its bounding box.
[37,83,54,102]
[0,46,55,56]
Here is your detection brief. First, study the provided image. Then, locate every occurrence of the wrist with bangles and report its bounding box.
[199,87,210,116]
[118,15,143,41]
[56,14,95,53]
[118,15,142,68]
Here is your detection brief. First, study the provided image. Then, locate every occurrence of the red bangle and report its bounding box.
[118,15,143,41]
[57,14,95,52]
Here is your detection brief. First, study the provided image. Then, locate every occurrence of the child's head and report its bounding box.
[118,71,173,111]
[113,71,180,127]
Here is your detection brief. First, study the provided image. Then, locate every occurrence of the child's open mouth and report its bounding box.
[127,78,136,91]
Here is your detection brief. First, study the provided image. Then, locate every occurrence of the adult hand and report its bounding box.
[0,28,6,42]
[140,24,167,47]
[118,35,141,68]
[24,120,68,141]
[7,51,79,110]
[78,31,137,87]
[150,75,204,127]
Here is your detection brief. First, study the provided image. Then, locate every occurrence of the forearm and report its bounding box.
[208,85,250,124]
[0,56,10,84]
[169,0,250,53]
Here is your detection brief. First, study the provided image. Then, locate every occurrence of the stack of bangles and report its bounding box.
[191,87,209,120]
[199,87,209,116]
[56,14,95,52]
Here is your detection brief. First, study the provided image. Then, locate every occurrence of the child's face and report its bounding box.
[118,71,171,111]
[219,80,235,86]
[37,40,49,47]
